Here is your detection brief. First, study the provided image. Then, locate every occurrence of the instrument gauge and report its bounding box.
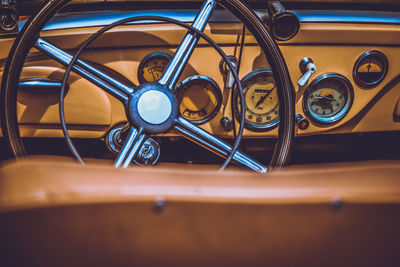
[353,51,388,88]
[138,52,171,84]
[233,68,280,131]
[303,73,353,124]
[0,5,18,32]
[176,75,222,124]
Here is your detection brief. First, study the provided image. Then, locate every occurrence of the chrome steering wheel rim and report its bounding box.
[1,0,296,172]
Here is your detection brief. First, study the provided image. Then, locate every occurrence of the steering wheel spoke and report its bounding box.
[158,0,216,90]
[174,117,267,173]
[35,38,134,103]
[114,127,147,168]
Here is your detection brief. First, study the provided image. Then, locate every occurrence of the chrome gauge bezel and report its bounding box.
[175,75,222,125]
[353,50,388,89]
[137,52,172,84]
[303,73,354,125]
[233,68,280,132]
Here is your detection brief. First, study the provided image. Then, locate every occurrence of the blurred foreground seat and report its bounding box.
[0,159,400,267]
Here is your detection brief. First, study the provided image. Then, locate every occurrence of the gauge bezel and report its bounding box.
[353,50,388,89]
[233,68,280,132]
[303,73,354,125]
[137,52,172,84]
[175,75,222,125]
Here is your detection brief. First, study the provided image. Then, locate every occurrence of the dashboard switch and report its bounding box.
[298,57,316,87]
[219,56,238,89]
[296,114,310,130]
[220,117,233,132]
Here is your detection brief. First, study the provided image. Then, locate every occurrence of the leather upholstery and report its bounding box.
[0,159,400,266]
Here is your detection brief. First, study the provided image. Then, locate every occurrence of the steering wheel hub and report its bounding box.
[137,90,172,124]
[127,83,179,133]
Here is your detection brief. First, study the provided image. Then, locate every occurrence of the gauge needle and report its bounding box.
[367,62,372,73]
[148,67,157,81]
[255,89,273,108]
[312,96,336,102]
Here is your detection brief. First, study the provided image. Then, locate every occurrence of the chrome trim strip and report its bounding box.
[19,10,400,32]
[26,9,238,32]
[294,10,400,24]
[18,78,64,93]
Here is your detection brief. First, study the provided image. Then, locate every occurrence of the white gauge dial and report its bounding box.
[234,68,280,131]
[304,74,353,124]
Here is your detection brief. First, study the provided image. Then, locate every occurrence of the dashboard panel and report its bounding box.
[1,4,400,263]
[1,8,400,141]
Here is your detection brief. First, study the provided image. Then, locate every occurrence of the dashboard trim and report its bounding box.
[294,10,400,24]
[336,74,400,131]
[17,10,400,32]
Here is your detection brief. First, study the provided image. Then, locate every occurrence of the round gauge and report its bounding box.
[353,51,388,88]
[176,75,222,124]
[233,68,280,131]
[0,6,18,31]
[138,52,172,84]
[303,73,353,124]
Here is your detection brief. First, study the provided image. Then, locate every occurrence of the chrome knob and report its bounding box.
[298,57,316,87]
[219,56,238,89]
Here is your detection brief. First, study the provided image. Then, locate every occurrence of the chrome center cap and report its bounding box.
[137,90,172,125]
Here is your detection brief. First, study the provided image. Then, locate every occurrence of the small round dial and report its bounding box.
[304,73,353,124]
[0,6,18,31]
[176,75,222,124]
[353,51,388,88]
[138,52,171,84]
[234,68,279,131]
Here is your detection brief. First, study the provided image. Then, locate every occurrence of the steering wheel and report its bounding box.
[1,0,295,173]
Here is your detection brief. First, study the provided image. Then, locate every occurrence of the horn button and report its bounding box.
[138,90,171,124]
[127,83,179,134]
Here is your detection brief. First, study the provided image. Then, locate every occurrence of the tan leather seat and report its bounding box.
[1,158,400,266]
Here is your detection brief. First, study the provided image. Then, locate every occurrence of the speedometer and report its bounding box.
[233,68,280,131]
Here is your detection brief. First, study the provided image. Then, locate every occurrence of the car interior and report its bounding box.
[0,0,399,266]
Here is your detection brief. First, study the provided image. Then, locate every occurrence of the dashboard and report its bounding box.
[2,3,400,265]
[1,1,400,165]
